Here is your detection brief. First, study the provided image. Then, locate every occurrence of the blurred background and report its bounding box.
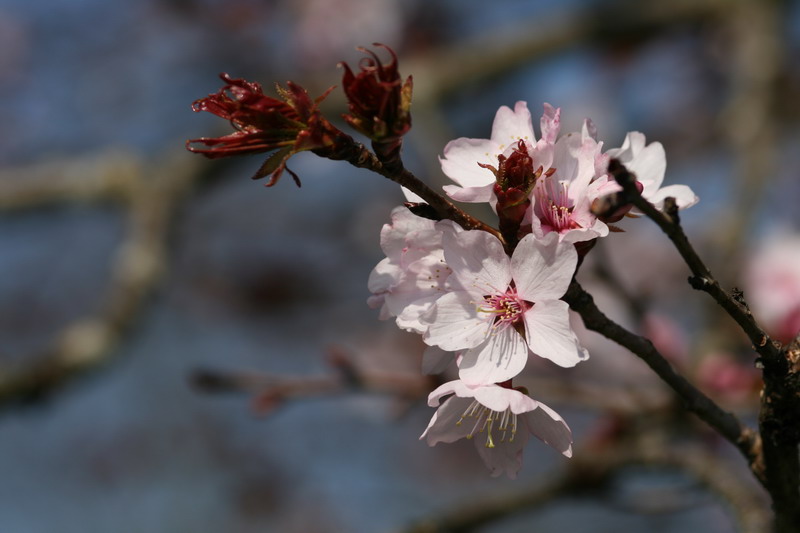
[1,0,799,531]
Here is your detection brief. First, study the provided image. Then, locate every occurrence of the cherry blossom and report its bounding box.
[745,231,800,343]
[423,229,588,386]
[439,102,558,203]
[604,131,698,210]
[421,380,573,478]
[528,120,614,243]
[368,206,460,333]
[439,101,613,243]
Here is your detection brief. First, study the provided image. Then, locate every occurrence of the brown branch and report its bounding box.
[0,152,204,407]
[564,281,760,470]
[758,337,800,532]
[329,139,505,244]
[608,159,783,367]
[607,159,800,532]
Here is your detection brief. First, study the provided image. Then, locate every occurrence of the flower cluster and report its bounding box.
[369,102,697,477]
[185,47,699,479]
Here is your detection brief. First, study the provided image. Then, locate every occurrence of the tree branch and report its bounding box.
[607,159,782,367]
[330,139,506,244]
[606,159,800,531]
[564,281,760,471]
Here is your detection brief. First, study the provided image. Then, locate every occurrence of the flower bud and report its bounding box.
[187,73,349,187]
[481,140,542,247]
[340,44,412,144]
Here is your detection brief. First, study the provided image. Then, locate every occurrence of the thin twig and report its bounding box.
[564,280,760,471]
[608,160,783,367]
[332,139,506,245]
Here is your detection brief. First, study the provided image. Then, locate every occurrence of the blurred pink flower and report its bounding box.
[421,380,572,479]
[642,313,690,367]
[746,231,800,343]
[696,352,759,404]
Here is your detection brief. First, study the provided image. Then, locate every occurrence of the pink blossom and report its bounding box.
[421,380,573,478]
[422,230,588,386]
[745,231,800,343]
[368,206,460,333]
[439,102,613,243]
[604,132,698,210]
[439,102,557,203]
[696,352,759,405]
[528,120,613,243]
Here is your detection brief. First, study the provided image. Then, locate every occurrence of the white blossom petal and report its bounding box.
[523,402,573,457]
[524,300,588,367]
[440,138,498,188]
[424,291,490,351]
[420,396,474,444]
[647,184,699,210]
[491,101,536,148]
[444,230,512,298]
[511,233,577,301]
[475,429,530,479]
[458,326,529,386]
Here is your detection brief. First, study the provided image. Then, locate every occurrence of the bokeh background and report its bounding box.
[1,0,799,531]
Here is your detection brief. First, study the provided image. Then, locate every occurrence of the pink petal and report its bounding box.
[491,101,535,148]
[458,327,529,386]
[474,425,530,479]
[424,291,490,351]
[444,230,512,299]
[440,138,498,188]
[420,396,474,444]
[511,233,577,301]
[523,402,573,457]
[523,300,589,367]
[539,103,561,144]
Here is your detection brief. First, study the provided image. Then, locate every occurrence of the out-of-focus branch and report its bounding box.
[0,152,204,407]
[407,0,729,104]
[400,437,769,533]
[715,0,782,268]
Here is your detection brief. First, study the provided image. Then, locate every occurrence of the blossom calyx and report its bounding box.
[340,44,413,143]
[187,73,349,187]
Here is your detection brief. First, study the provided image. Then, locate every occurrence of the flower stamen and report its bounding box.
[457,400,516,449]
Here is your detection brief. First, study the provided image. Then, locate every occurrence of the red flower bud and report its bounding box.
[481,140,542,247]
[186,73,346,187]
[340,44,412,143]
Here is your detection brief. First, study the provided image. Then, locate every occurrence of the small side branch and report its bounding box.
[564,281,761,471]
[330,140,505,245]
[608,159,782,367]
